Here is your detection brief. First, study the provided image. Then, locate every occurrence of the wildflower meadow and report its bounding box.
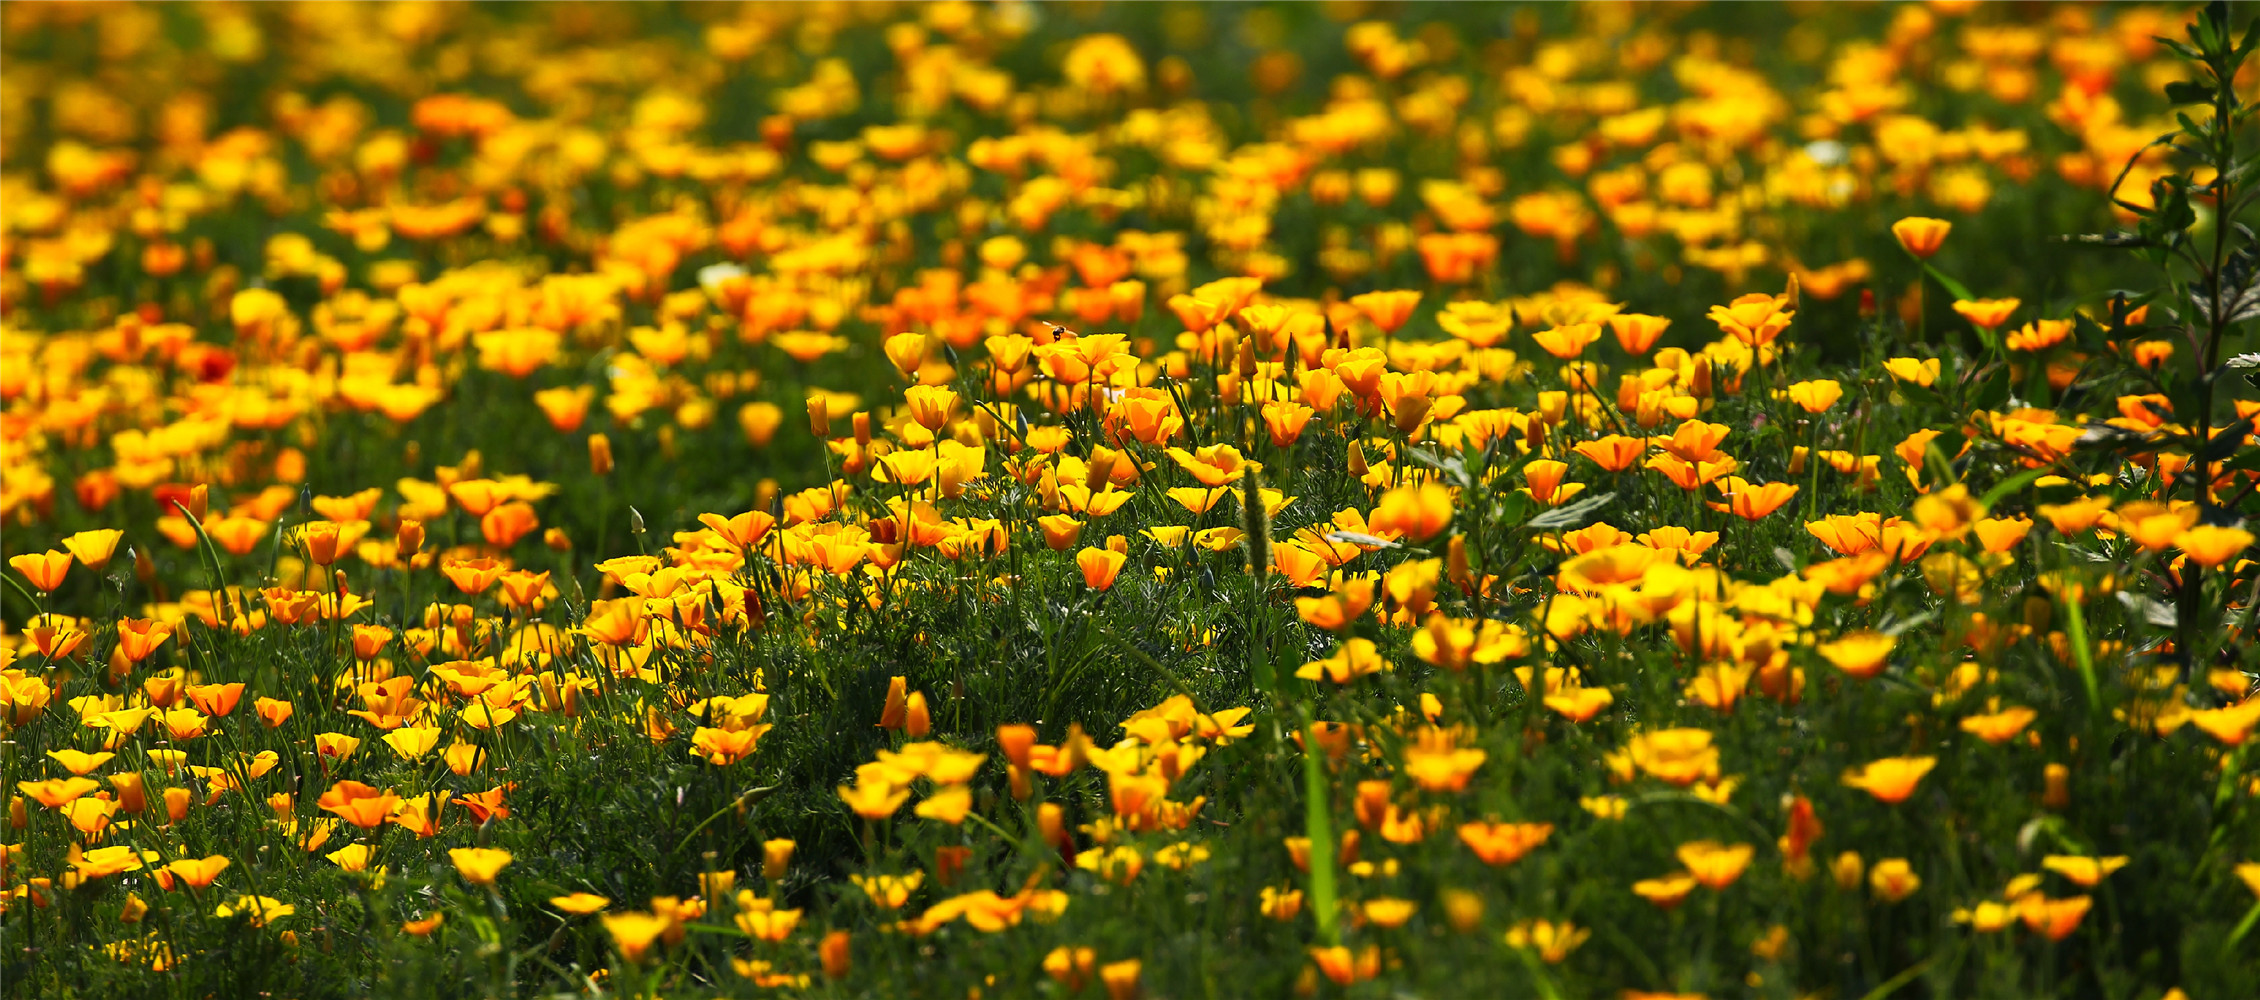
[6,2,2260,997]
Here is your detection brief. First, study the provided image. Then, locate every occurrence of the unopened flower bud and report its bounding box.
[820,929,851,978]
[807,397,832,439]
[904,691,931,738]
[1831,851,1864,891]
[763,838,796,881]
[589,434,614,476]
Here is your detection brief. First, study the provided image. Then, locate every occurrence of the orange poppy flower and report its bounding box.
[61,529,124,569]
[2177,524,2254,569]
[1869,858,1921,902]
[1632,873,1698,910]
[317,781,402,829]
[601,911,672,963]
[1606,313,1671,354]
[1841,756,1937,804]
[1786,379,1842,413]
[116,618,174,663]
[450,847,514,886]
[1952,297,2020,330]
[1531,322,1602,359]
[1972,516,2033,553]
[1573,435,1647,472]
[581,599,647,646]
[10,550,74,592]
[1712,477,1799,520]
[1369,482,1454,541]
[19,777,101,809]
[1780,795,1824,873]
[184,682,244,718]
[1891,216,1951,258]
[1959,706,2037,744]
[1166,444,1254,486]
[1076,547,1127,590]
[2040,855,2129,887]
[447,479,509,518]
[2006,318,2073,351]
[1543,686,1615,722]
[1457,822,1553,866]
[1677,840,1755,890]
[1261,400,1314,446]
[441,557,504,595]
[1523,459,1571,503]
[2016,893,2092,940]
[166,855,231,889]
[205,516,270,556]
[481,502,541,548]
[1707,293,1794,346]
[1348,289,1421,333]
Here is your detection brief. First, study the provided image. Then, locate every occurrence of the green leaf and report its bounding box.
[1979,468,2050,508]
[1323,530,1401,550]
[2072,423,2165,454]
[1922,441,1960,492]
[1298,704,1341,945]
[2159,183,2198,234]
[1494,490,1538,527]
[1526,492,1617,531]
[2223,898,2260,962]
[1922,262,1976,302]
[2117,591,2179,628]
[1404,446,1472,488]
[2165,79,2215,105]
[2198,1,2227,50]
[1967,364,2014,411]
[1880,610,1937,638]
[2059,593,2103,717]
[1854,958,1940,1000]
[2219,443,2260,476]
[2197,417,2256,462]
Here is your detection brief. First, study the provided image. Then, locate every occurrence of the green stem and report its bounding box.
[2223,896,2260,960]
[2060,593,2100,718]
[1854,955,1938,1000]
[1297,702,1339,945]
[668,784,776,858]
